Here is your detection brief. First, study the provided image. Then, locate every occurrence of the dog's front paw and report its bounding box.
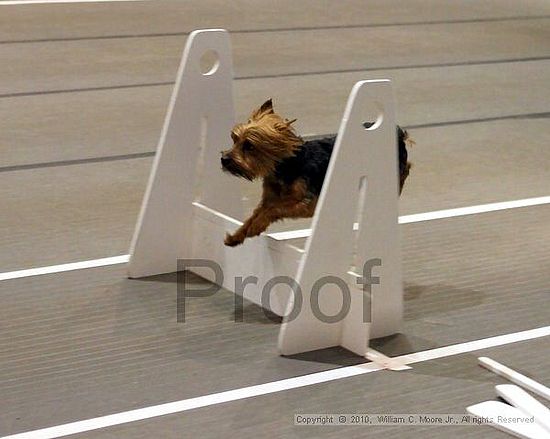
[224,232,244,247]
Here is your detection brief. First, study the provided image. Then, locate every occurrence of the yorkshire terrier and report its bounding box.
[221,99,412,247]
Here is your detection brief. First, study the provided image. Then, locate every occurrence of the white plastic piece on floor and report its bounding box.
[467,401,550,439]
[479,357,550,402]
[496,384,550,432]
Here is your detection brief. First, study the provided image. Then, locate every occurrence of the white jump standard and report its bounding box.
[128,29,404,357]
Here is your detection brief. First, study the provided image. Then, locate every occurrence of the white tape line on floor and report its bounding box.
[0,0,145,6]
[269,195,550,240]
[0,255,129,282]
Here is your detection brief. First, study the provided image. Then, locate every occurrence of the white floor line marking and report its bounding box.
[0,255,129,282]
[398,195,550,224]
[2,326,549,439]
[1,195,549,281]
[269,195,550,240]
[0,0,146,5]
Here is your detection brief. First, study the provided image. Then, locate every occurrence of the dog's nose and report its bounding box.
[221,155,231,167]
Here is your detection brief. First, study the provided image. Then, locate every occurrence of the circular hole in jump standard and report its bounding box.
[362,101,384,131]
[199,50,220,76]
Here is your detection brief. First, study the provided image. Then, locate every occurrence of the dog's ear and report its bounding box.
[259,98,273,113]
[251,98,274,119]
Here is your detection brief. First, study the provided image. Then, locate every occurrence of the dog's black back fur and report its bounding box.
[274,126,409,196]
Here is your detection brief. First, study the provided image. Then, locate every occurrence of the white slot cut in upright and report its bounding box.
[128,29,403,356]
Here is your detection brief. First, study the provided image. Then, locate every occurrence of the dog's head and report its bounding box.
[221,99,303,180]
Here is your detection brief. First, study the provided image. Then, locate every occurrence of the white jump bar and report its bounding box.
[479,357,550,402]
[496,384,550,432]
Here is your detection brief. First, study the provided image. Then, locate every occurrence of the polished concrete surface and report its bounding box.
[3,0,549,42]
[2,61,550,166]
[0,1,549,438]
[2,18,549,95]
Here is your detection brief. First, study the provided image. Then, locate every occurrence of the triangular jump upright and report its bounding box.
[128,29,242,278]
[278,80,403,356]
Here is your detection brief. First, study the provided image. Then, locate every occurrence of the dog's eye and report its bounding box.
[242,140,254,151]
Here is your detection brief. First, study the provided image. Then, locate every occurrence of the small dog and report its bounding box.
[221,99,411,247]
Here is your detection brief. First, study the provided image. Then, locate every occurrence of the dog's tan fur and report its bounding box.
[221,100,315,246]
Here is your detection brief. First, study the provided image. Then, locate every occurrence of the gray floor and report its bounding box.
[0,1,549,438]
[2,205,549,436]
[67,338,550,439]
